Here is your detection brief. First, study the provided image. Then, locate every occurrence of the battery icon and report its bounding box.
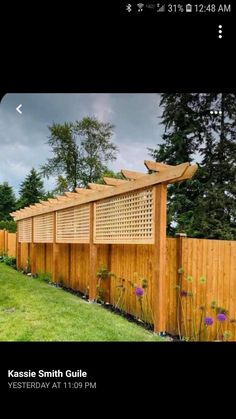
[186,4,192,12]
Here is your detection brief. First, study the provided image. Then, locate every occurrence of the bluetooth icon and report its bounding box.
[126,4,132,12]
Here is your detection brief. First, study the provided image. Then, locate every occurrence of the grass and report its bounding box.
[0,264,163,341]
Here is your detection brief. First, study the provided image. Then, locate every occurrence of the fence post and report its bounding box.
[153,184,167,333]
[31,217,36,275]
[52,212,59,282]
[176,232,187,335]
[89,202,97,301]
[16,223,21,270]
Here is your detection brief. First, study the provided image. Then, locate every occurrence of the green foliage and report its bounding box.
[0,220,16,232]
[96,266,113,280]
[175,271,233,341]
[41,191,55,201]
[96,266,113,302]
[53,175,70,195]
[41,117,118,191]
[36,272,52,283]
[17,168,45,209]
[149,93,236,239]
[0,182,16,221]
[0,254,16,268]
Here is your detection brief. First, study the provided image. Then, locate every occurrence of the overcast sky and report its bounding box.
[0,93,164,197]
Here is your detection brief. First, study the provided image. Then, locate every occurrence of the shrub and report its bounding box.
[36,272,52,283]
[0,254,16,268]
[0,221,16,233]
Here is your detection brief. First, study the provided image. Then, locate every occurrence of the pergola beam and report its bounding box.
[13,162,191,220]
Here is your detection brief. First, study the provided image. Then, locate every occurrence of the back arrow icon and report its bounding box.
[16,104,22,114]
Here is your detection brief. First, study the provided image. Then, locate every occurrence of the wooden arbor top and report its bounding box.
[10,161,198,221]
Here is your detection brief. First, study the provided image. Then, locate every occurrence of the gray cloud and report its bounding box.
[0,93,164,196]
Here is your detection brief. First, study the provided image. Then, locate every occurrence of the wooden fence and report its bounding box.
[0,229,17,258]
[15,236,236,341]
[6,161,236,340]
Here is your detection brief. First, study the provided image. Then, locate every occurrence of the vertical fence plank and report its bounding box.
[4,229,8,254]
[52,212,59,282]
[16,224,21,269]
[31,218,36,275]
[175,233,187,337]
[153,184,167,333]
[89,203,97,301]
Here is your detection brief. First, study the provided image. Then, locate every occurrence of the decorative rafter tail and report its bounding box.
[121,169,148,180]
[144,160,173,172]
[56,195,70,201]
[88,183,114,191]
[39,200,54,206]
[64,192,80,198]
[103,177,129,186]
[169,164,198,184]
[75,188,95,194]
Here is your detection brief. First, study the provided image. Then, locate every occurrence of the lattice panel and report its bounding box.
[33,213,54,243]
[18,218,32,243]
[56,204,90,243]
[94,188,155,244]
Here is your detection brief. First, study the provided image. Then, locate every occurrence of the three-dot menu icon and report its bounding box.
[218,25,223,39]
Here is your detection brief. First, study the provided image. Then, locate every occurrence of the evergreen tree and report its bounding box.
[17,168,45,209]
[0,182,16,221]
[149,93,236,239]
[193,93,236,239]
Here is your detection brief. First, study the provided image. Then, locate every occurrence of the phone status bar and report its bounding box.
[124,3,232,14]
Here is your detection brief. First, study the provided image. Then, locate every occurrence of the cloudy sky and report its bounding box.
[0,93,164,197]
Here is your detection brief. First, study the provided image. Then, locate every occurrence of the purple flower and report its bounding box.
[135,287,144,297]
[180,290,188,297]
[204,316,213,326]
[217,313,227,322]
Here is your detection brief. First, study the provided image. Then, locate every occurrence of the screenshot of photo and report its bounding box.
[0,1,235,402]
[0,92,235,343]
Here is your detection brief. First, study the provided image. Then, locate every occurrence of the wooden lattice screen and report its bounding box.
[94,188,155,244]
[33,213,54,243]
[18,218,32,243]
[56,204,90,243]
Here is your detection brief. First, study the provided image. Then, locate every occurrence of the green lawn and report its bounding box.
[0,264,162,341]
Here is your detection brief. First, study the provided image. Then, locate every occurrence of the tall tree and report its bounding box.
[149,93,236,239]
[0,182,16,221]
[17,168,45,209]
[193,93,236,239]
[41,117,118,190]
